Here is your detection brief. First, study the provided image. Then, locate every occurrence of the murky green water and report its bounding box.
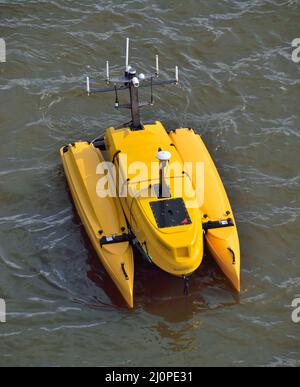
[0,0,300,367]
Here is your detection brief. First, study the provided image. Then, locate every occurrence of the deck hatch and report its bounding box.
[150,198,192,229]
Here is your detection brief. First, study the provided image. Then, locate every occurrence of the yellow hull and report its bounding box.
[60,142,134,308]
[60,123,240,307]
[170,129,240,292]
[105,122,204,277]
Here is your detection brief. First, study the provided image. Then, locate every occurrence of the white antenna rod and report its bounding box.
[86,76,90,95]
[106,61,110,84]
[125,38,130,72]
[175,66,179,84]
[156,55,159,77]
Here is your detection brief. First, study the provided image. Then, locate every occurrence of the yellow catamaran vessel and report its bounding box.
[60,39,240,308]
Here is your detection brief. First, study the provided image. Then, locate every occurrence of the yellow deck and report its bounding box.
[105,122,204,276]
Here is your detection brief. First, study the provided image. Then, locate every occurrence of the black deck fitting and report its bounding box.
[203,218,234,233]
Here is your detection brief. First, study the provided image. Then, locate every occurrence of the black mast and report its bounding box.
[127,68,143,131]
[86,38,179,130]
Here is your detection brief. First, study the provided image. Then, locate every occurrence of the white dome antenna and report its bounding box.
[156,150,171,164]
[156,150,171,198]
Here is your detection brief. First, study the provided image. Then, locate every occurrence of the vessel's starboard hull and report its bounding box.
[60,142,134,308]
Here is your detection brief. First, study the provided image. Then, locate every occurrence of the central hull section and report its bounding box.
[105,121,204,277]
